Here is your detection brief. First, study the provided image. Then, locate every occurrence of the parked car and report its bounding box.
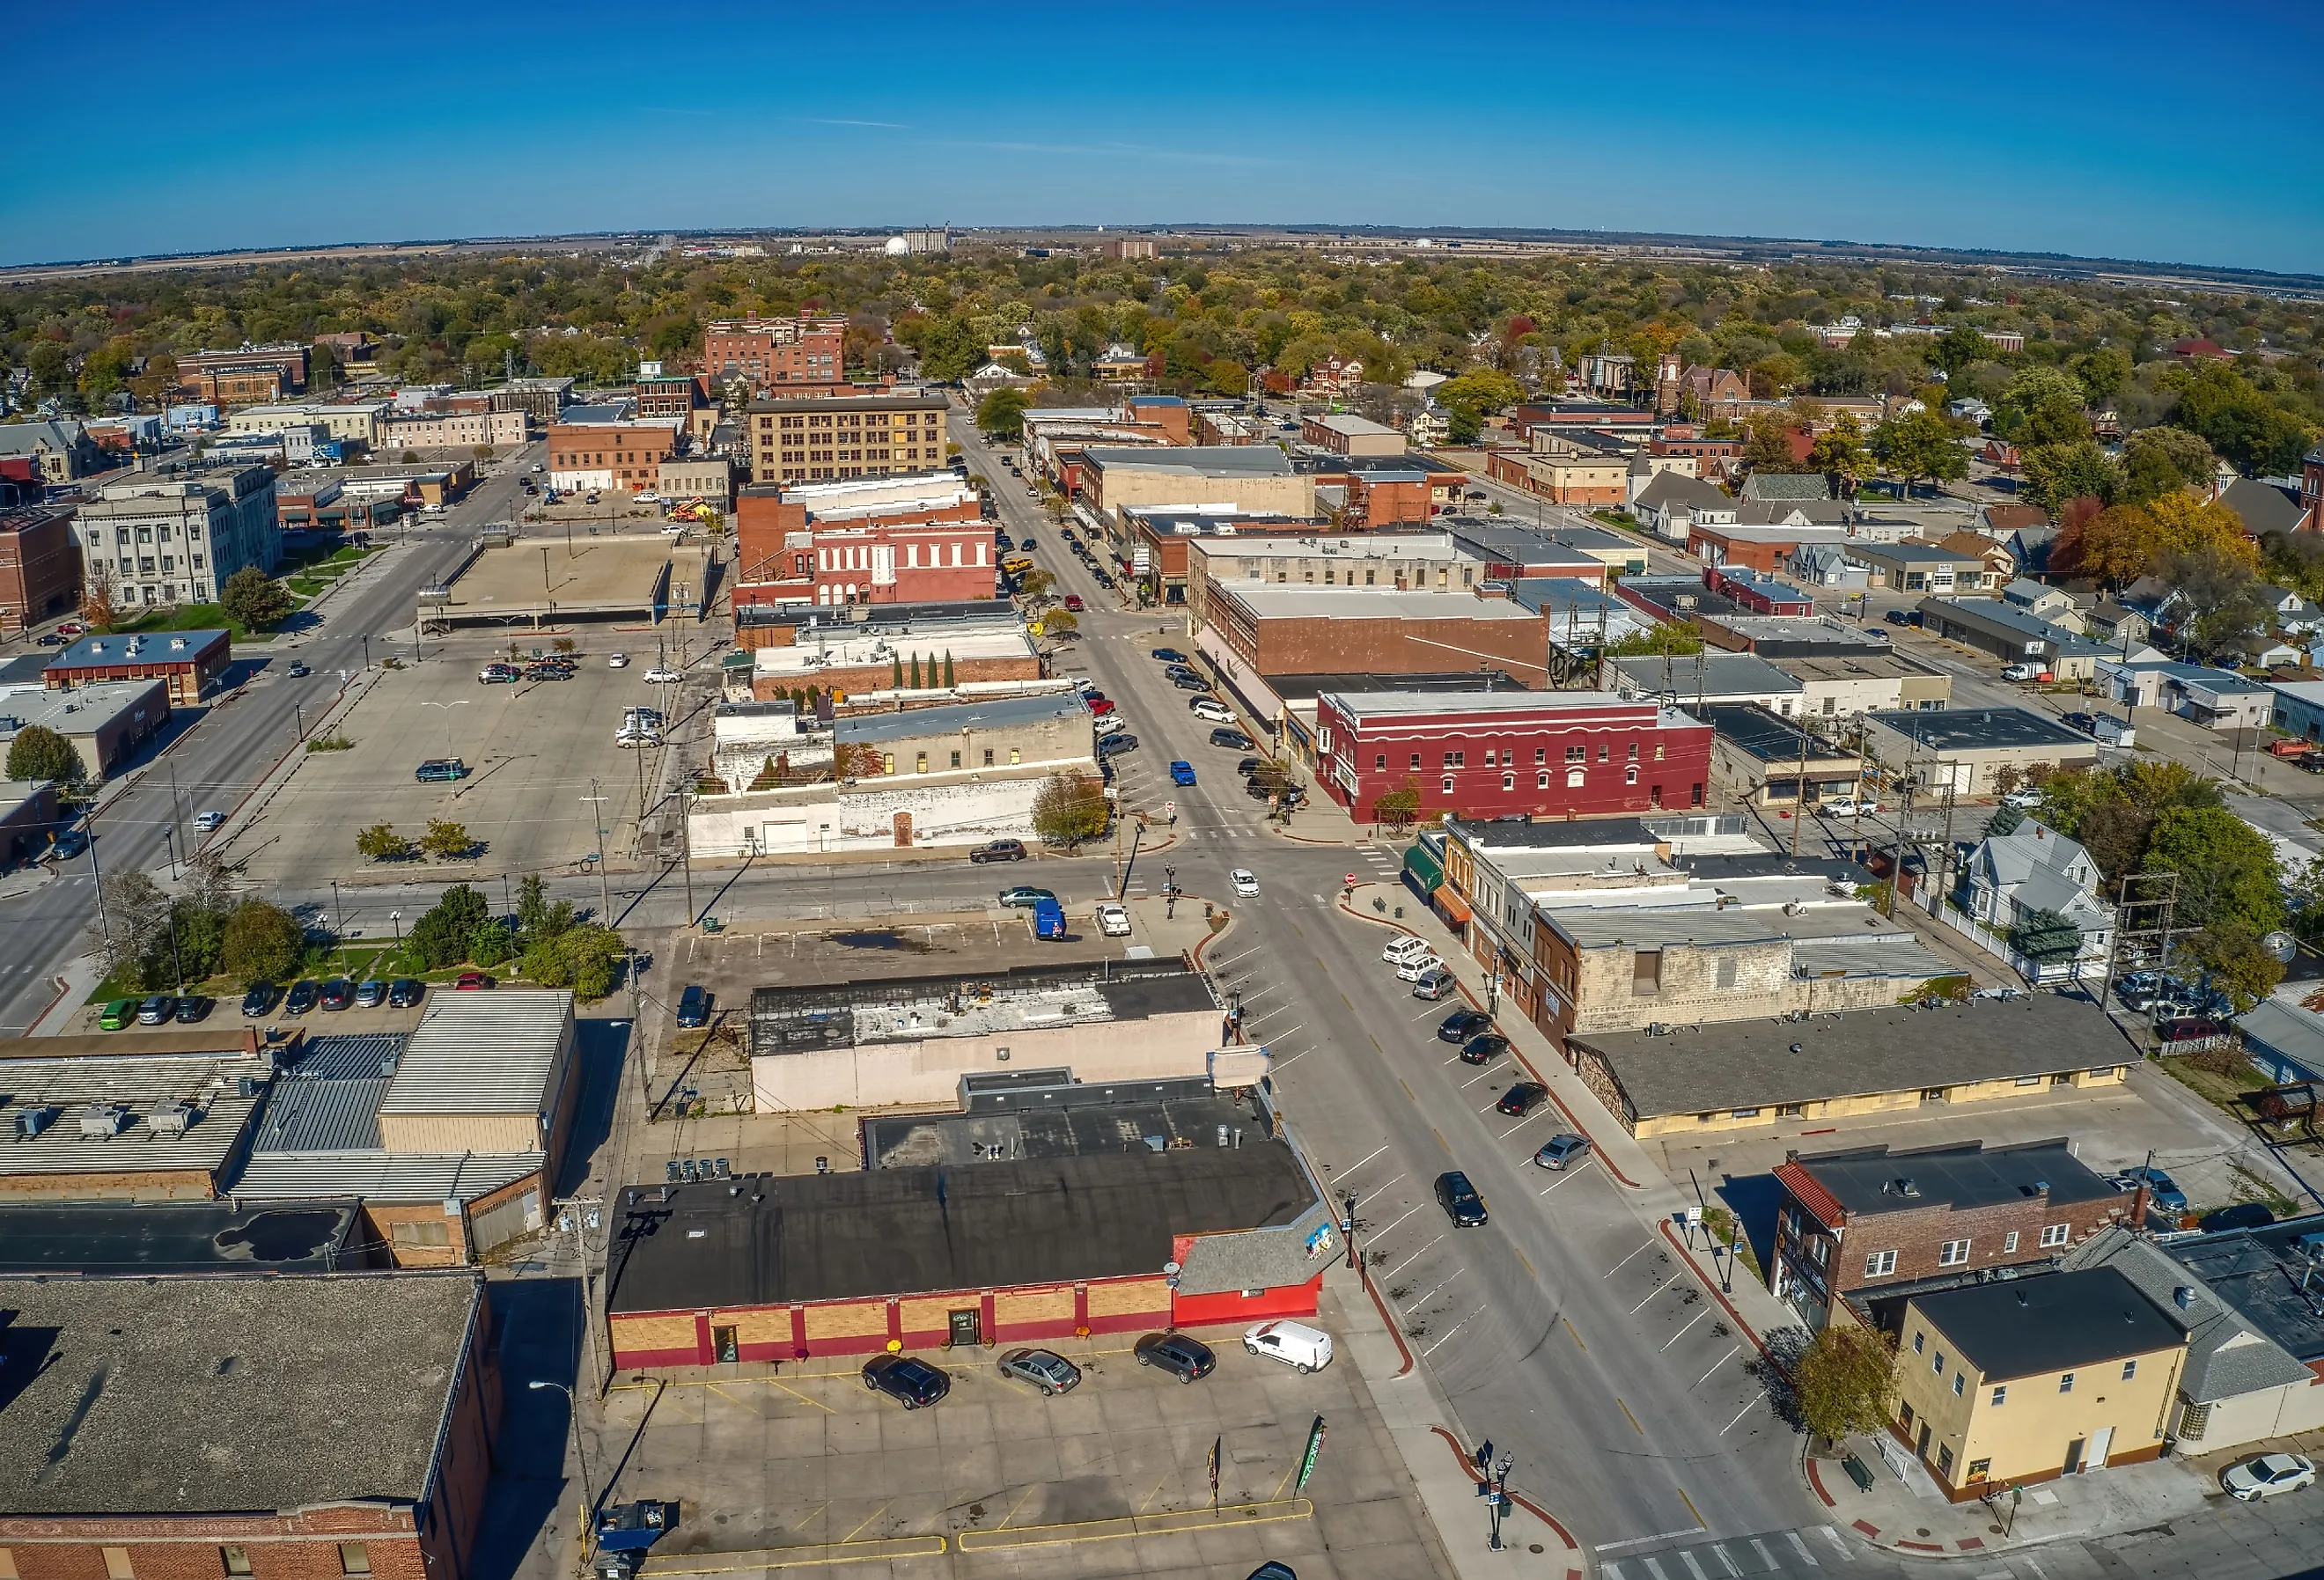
[415,758,469,783]
[2114,1165,2188,1214]
[1095,901,1133,937]
[1151,647,1188,664]
[998,886,1056,908]
[676,985,711,1027]
[388,978,425,1008]
[2001,787,2043,810]
[2062,711,2099,734]
[1135,1331,1216,1383]
[284,980,320,1015]
[1410,966,1458,1000]
[643,668,681,685]
[318,979,355,1011]
[1093,715,1126,738]
[1236,757,1263,777]
[1497,1083,1550,1117]
[607,653,629,667]
[195,810,225,832]
[51,828,87,858]
[240,982,278,1018]
[353,979,387,1009]
[1210,729,1255,751]
[1062,594,1084,612]
[998,1349,1082,1396]
[1459,1033,1509,1065]
[1243,1319,1334,1373]
[1820,797,1879,817]
[1098,732,1139,755]
[1534,1134,1594,1170]
[99,998,136,1031]
[1191,699,1235,724]
[2201,1202,2276,1233]
[970,839,1028,863]
[1168,761,1197,786]
[136,994,176,1025]
[1231,869,1259,897]
[478,664,521,684]
[1438,1010,1494,1043]
[1394,952,1444,982]
[1437,1171,1489,1227]
[1088,698,1116,717]
[453,971,494,990]
[1384,936,1436,965]
[2225,1453,2316,1501]
[523,665,571,681]
[34,633,63,646]
[862,1354,951,1409]
[1169,672,1209,691]
[1884,609,1918,627]
[2001,662,2043,681]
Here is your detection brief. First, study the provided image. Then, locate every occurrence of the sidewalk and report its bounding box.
[1803,1431,2211,1558]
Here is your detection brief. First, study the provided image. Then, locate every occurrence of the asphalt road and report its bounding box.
[0,445,543,1030]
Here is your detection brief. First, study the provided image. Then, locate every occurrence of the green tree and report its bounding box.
[2010,907,2085,963]
[218,567,294,630]
[515,872,576,948]
[915,315,986,381]
[1930,326,1988,378]
[1807,415,1875,495]
[220,900,305,983]
[974,386,1029,438]
[2144,804,2285,936]
[5,724,85,784]
[1031,771,1109,849]
[408,883,491,970]
[169,897,226,983]
[944,650,956,688]
[1434,370,1525,443]
[1370,782,1422,831]
[1791,1323,1900,1448]
[2070,346,2134,403]
[468,921,515,969]
[521,922,626,1000]
[2184,922,2285,1010]
[1870,408,1968,496]
[1205,359,1250,398]
[2167,362,2318,476]
[356,824,416,862]
[1041,608,1077,636]
[1606,621,1704,658]
[2121,427,2216,504]
[421,818,474,861]
[2021,440,2123,515]
[1741,411,1807,474]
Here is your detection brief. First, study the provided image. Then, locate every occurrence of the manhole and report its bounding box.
[1528,1544,1545,1554]
[1989,1525,2004,1535]
[1915,1527,1931,1538]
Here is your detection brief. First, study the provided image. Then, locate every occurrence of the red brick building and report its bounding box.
[545,416,682,494]
[1315,688,1711,822]
[2301,443,2322,532]
[702,315,849,391]
[0,1273,500,1580]
[177,344,309,405]
[1704,565,1815,615]
[1204,585,1555,690]
[0,507,82,635]
[732,475,995,608]
[1770,1140,2131,1330]
[46,628,230,706]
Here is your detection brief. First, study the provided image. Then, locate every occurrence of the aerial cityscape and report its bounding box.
[3,12,2324,1580]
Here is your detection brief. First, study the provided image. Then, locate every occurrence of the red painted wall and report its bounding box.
[1318,697,1713,823]
[1171,1276,1322,1327]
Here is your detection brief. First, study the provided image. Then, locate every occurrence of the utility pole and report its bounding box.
[678,780,695,927]
[1791,720,1809,857]
[582,783,611,919]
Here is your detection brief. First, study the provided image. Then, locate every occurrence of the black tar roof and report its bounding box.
[1792,1139,2119,1219]
[1263,669,1529,698]
[2166,1214,2324,1363]
[1445,814,1658,849]
[1910,1267,2181,1382]
[0,1202,359,1275]
[1866,707,2086,753]
[607,1143,1316,1314]
[1702,703,1858,764]
[865,1084,1265,1170]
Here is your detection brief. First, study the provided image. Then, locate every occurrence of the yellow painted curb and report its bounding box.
[640,1534,945,1573]
[954,1498,1313,1552]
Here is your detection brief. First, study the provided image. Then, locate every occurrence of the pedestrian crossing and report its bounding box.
[1600,1526,1857,1580]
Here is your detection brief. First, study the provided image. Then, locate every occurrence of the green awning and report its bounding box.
[1402,844,1444,893]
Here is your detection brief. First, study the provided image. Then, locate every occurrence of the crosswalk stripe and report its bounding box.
[1643,1559,1669,1580]
[1709,1544,1741,1577]
[1680,1550,1710,1580]
[1786,1531,1819,1567]
[1750,1540,1777,1571]
[1602,1565,1624,1580]
[1815,1526,1851,1562]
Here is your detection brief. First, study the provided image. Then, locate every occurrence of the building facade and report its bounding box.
[733,475,992,607]
[374,408,528,454]
[545,412,683,494]
[705,315,850,390]
[0,507,81,634]
[746,393,949,485]
[178,342,311,403]
[72,469,280,607]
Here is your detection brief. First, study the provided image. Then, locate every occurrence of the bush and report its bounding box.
[521,922,626,1000]
[421,818,474,861]
[408,884,490,971]
[469,921,514,969]
[221,900,305,983]
[6,724,85,785]
[357,824,416,862]
[304,734,355,753]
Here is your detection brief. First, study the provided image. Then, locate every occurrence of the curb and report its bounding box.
[1658,1220,1775,1366]
[1358,1268,1416,1378]
[1424,1427,1583,1577]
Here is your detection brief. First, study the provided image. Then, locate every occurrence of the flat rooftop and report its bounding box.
[1910,1267,2181,1381]
[864,1077,1263,1171]
[1572,996,2136,1121]
[1702,703,1859,764]
[1550,901,1911,951]
[1084,445,1292,477]
[48,629,228,669]
[1445,814,1660,850]
[831,689,1085,746]
[753,621,1030,676]
[1195,533,1464,562]
[751,959,1217,1057]
[1220,586,1541,621]
[436,533,711,624]
[1776,652,1941,683]
[1263,669,1528,702]
[1327,688,1651,721]
[2166,1215,2324,1363]
[1865,707,2088,752]
[0,1049,271,1182]
[1612,652,1803,697]
[607,1143,1315,1313]
[0,1201,358,1274]
[1783,1139,2119,1222]
[0,1272,483,1516]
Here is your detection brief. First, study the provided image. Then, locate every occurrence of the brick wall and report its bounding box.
[1792,1191,2130,1303]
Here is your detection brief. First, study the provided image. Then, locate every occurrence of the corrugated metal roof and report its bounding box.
[294,1033,406,1081]
[229,1150,542,1203]
[252,1077,388,1153]
[379,992,572,1116]
[0,1053,270,1179]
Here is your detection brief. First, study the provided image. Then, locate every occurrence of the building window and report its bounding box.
[1010,748,1020,765]
[1566,767,1585,789]
[2059,1372,2074,1393]
[881,753,894,774]
[2041,1224,2070,1247]
[2003,1231,2019,1253]
[1632,950,1660,993]
[1444,751,1464,768]
[1565,746,1586,763]
[105,1552,135,1580]
[1953,1373,1965,1396]
[1936,1444,1953,1475]
[916,753,927,773]
[1535,747,1547,765]
[1990,1385,2008,1406]
[983,749,995,767]
[1502,773,1515,791]
[1537,772,1549,790]
[2122,1360,2138,1380]
[221,1550,254,1576]
[1628,742,1639,760]
[1730,1106,1761,1120]
[1938,1238,1970,1267]
[1932,1350,1945,1374]
[1410,753,1422,770]
[1625,766,1638,785]
[339,1547,371,1576]
[1443,776,1455,794]
[1716,957,1738,989]
[1871,1252,1900,1279]
[1597,744,1610,761]
[1655,743,1666,761]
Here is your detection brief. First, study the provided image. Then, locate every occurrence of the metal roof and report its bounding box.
[0,1052,269,1180]
[229,1150,543,1204]
[379,991,572,1116]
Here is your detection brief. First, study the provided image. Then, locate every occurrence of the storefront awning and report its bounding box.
[1402,844,1445,893]
[1435,890,1473,925]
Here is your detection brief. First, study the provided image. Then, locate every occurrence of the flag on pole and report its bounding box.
[1209,1435,1221,1507]
[1295,1415,1327,1492]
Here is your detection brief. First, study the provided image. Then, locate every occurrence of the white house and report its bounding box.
[1960,819,2115,982]
[1630,471,1735,540]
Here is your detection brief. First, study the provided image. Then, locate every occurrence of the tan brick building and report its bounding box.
[747,393,949,485]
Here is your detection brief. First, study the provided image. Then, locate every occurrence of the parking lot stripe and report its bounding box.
[1693,1347,1740,1390]
[1368,1203,1423,1242]
[1660,1306,1713,1351]
[838,1500,894,1544]
[639,1534,948,1571]
[1380,1233,1444,1281]
[1421,1302,1488,1357]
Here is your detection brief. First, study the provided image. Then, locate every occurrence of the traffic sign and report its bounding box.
[1165,800,1176,817]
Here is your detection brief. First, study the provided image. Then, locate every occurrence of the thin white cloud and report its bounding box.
[930,138,1280,169]
[791,117,911,130]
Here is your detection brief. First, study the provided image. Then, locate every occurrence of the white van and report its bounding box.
[1244,1320,1333,1373]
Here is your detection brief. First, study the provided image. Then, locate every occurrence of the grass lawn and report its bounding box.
[108,602,281,644]
[2161,1049,2273,1119]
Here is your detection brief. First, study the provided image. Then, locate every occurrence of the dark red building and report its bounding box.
[702,314,849,390]
[1705,565,1815,615]
[0,506,82,635]
[732,477,997,608]
[1317,688,1711,822]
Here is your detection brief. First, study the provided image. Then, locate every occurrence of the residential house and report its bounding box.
[1769,1138,2130,1330]
[0,419,104,484]
[1631,471,1736,540]
[2082,601,2151,649]
[2095,659,2272,731]
[1786,543,1872,592]
[1889,1268,2187,1498]
[2219,476,2306,539]
[1941,533,2021,589]
[1998,578,2084,625]
[1960,819,2116,981]
[1738,473,1835,505]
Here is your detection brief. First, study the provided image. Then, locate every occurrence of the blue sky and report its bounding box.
[5,0,2320,274]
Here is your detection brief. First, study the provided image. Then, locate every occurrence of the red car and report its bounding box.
[1089,698,1116,717]
[453,971,495,991]
[1063,594,1085,612]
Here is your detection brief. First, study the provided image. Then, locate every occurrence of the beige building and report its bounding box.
[747,392,949,485]
[659,454,735,509]
[1187,532,1485,633]
[1859,707,2099,797]
[1082,445,1315,527]
[1893,1268,2186,1500]
[225,401,391,447]
[748,959,1235,1111]
[1777,652,1953,720]
[375,990,579,1165]
[373,408,528,454]
[1300,414,1408,456]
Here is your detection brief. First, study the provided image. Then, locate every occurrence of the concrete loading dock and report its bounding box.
[419,530,712,632]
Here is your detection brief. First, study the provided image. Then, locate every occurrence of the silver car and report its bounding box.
[998,1349,1082,1396]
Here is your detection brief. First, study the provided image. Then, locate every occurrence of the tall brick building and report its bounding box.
[746,393,949,485]
[1202,585,1554,689]
[545,404,683,494]
[703,315,849,391]
[177,343,310,405]
[733,474,995,608]
[0,1273,501,1580]
[0,507,81,635]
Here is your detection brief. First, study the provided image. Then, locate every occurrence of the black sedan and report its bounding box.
[240,982,279,1018]
[863,1354,951,1409]
[1437,1171,1489,1227]
[173,994,214,1024]
[1136,1331,1216,1382]
[1458,1033,1510,1065]
[1496,1083,1550,1117]
[1437,1010,1494,1043]
[1237,757,1263,777]
[284,980,320,1015]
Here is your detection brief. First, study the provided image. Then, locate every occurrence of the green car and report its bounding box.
[98,998,136,1031]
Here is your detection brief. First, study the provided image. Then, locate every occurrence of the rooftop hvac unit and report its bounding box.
[148,1102,198,1138]
[11,1106,55,1142]
[77,1103,129,1138]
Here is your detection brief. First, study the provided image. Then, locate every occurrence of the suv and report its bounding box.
[478,663,521,684]
[1437,1171,1489,1227]
[1135,1332,1216,1383]
[970,839,1028,863]
[862,1354,951,1409]
[1438,1009,1494,1043]
[415,758,468,783]
[1410,966,1458,1000]
[676,985,711,1028]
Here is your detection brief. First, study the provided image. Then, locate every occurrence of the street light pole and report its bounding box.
[582,783,611,918]
[527,1379,597,1555]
